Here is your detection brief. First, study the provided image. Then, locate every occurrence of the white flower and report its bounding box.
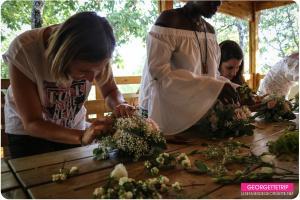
[172,181,182,192]
[69,166,78,175]
[176,153,188,162]
[60,173,67,181]
[110,163,128,180]
[93,187,104,197]
[159,175,169,184]
[161,153,169,157]
[144,160,151,169]
[156,156,165,165]
[235,170,243,176]
[52,174,61,182]
[260,154,275,165]
[150,167,159,175]
[260,167,273,174]
[181,159,191,169]
[119,177,134,185]
[124,191,133,199]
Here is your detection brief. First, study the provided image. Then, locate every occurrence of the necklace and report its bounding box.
[191,17,208,74]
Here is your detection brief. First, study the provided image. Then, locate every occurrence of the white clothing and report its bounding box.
[139,25,225,135]
[258,55,299,98]
[2,27,110,135]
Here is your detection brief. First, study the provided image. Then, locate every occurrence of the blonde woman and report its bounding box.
[3,12,134,158]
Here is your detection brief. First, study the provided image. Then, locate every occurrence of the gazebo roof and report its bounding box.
[219,1,295,20]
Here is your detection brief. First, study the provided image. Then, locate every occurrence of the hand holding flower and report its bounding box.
[114,103,136,117]
[81,118,113,145]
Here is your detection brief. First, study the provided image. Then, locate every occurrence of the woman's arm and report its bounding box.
[98,74,134,117]
[10,64,84,144]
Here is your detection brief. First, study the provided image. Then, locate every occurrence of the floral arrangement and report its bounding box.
[144,152,192,176]
[197,101,255,138]
[93,163,182,199]
[236,84,256,106]
[93,114,167,161]
[253,95,296,122]
[267,130,298,157]
[52,166,78,182]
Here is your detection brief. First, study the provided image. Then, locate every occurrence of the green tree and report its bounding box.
[258,4,299,73]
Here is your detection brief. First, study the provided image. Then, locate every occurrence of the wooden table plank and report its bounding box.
[14,143,185,189]
[1,172,19,191]
[206,182,299,199]
[27,145,220,199]
[8,144,97,172]
[1,188,27,199]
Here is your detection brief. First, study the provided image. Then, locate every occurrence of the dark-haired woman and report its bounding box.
[3,12,134,158]
[219,40,246,86]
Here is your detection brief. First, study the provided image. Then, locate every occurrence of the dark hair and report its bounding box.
[219,40,246,85]
[46,11,116,83]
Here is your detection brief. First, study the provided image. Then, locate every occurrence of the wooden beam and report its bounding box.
[219,1,252,21]
[249,2,260,90]
[158,0,173,12]
[255,0,295,11]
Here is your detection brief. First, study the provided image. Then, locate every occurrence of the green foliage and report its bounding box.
[267,130,299,156]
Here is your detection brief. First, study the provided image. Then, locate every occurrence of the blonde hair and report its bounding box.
[46,12,115,84]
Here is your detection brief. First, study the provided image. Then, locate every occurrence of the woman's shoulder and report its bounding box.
[155,8,191,30]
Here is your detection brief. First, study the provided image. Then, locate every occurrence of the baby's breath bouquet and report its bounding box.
[93,114,167,161]
[253,95,296,122]
[197,101,255,138]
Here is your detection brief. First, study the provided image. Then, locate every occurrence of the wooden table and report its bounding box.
[2,121,299,199]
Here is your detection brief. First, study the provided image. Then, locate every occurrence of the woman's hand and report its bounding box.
[114,103,136,117]
[81,118,113,145]
[218,83,240,105]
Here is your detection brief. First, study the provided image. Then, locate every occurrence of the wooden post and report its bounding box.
[158,0,173,12]
[249,2,260,90]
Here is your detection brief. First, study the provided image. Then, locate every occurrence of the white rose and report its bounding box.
[172,181,182,192]
[260,154,275,165]
[93,187,104,197]
[181,159,191,169]
[110,163,128,180]
[124,191,133,199]
[69,166,79,175]
[260,167,273,174]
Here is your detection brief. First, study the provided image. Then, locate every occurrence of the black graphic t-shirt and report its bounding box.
[43,80,89,128]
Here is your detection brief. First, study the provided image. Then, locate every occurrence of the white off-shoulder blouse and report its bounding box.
[139,25,225,135]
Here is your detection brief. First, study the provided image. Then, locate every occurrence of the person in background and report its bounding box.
[3,12,134,158]
[218,40,246,86]
[139,1,239,135]
[258,52,299,98]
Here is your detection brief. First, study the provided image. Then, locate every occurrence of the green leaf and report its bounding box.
[194,160,208,173]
